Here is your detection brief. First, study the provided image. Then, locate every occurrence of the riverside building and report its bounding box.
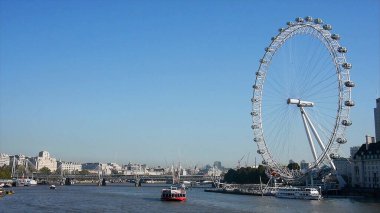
[10,154,27,166]
[351,136,380,188]
[333,157,352,184]
[33,151,57,172]
[57,161,82,174]
[0,153,10,166]
[122,163,147,175]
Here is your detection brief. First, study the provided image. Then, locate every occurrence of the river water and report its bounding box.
[1,184,379,213]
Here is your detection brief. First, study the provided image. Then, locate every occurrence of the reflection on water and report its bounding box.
[1,184,379,213]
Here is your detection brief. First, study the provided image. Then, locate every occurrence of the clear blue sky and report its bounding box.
[1,0,379,168]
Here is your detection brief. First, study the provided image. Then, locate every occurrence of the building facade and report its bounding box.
[57,161,82,174]
[107,163,122,174]
[82,163,102,174]
[375,98,380,142]
[0,153,10,167]
[300,160,310,170]
[333,157,352,184]
[146,167,165,175]
[10,154,27,166]
[34,151,57,172]
[122,163,147,175]
[351,141,380,188]
[81,163,113,175]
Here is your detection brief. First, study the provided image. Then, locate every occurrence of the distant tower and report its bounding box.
[213,161,222,169]
[350,146,360,159]
[375,98,380,142]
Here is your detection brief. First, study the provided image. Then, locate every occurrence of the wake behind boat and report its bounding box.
[276,187,321,200]
[161,186,186,201]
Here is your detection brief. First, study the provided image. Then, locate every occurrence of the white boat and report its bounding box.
[24,179,37,186]
[276,187,321,200]
[50,185,56,189]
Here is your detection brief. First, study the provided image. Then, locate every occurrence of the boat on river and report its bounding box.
[161,186,186,201]
[50,185,56,190]
[276,187,321,200]
[24,179,37,186]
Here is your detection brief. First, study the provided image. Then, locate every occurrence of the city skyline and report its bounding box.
[1,0,379,168]
[1,150,230,173]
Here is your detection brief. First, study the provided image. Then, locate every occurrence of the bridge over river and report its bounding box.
[31,174,218,185]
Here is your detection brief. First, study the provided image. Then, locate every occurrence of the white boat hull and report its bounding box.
[276,187,322,200]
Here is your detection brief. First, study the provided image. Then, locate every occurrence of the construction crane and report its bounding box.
[245,152,251,167]
[236,154,246,169]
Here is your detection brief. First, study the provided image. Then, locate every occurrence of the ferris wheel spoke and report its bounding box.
[305,76,337,95]
[301,69,337,96]
[300,61,335,94]
[299,49,329,87]
[267,110,295,162]
[301,88,335,104]
[266,75,292,96]
[304,70,337,92]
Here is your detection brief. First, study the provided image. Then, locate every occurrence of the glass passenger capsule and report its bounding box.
[286,21,294,26]
[257,149,265,154]
[314,18,323,24]
[251,125,259,129]
[344,81,355,87]
[295,17,304,22]
[330,153,340,159]
[345,100,355,107]
[331,34,340,40]
[256,71,264,76]
[251,98,259,102]
[336,138,347,144]
[250,111,258,116]
[323,24,332,30]
[337,47,347,53]
[342,120,352,126]
[265,47,274,52]
[342,63,352,69]
[254,137,262,142]
[305,16,313,22]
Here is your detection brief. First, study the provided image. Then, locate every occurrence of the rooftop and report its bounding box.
[353,142,380,159]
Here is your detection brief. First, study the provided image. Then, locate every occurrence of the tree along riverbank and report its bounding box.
[223,166,269,184]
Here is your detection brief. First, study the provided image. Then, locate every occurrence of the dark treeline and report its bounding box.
[224,165,269,184]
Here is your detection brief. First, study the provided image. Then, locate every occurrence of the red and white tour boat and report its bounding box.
[161,186,187,201]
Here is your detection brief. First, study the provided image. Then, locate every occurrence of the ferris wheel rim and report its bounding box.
[251,17,354,181]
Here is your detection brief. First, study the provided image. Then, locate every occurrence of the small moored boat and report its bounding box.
[161,186,186,201]
[5,190,15,195]
[50,185,56,190]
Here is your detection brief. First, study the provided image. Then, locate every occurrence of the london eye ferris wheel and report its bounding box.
[251,17,355,182]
